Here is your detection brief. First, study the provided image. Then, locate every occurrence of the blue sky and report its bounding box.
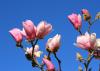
[0,0,100,71]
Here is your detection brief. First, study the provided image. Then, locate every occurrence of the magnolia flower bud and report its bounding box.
[43,58,55,71]
[78,65,83,71]
[36,21,52,39]
[46,34,61,52]
[68,13,82,30]
[44,55,51,60]
[76,53,83,61]
[9,28,23,44]
[95,12,100,20]
[22,20,36,41]
[81,9,91,21]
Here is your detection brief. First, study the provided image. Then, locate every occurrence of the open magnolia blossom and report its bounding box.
[81,9,91,21]
[9,28,23,43]
[22,20,36,41]
[46,34,61,52]
[25,45,42,60]
[36,21,52,39]
[68,13,82,30]
[43,57,55,71]
[74,32,96,50]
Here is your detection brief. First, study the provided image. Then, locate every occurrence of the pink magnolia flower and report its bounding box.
[36,21,52,39]
[75,32,96,50]
[46,34,61,52]
[23,20,36,41]
[21,28,35,41]
[81,9,91,21]
[9,28,22,43]
[68,13,82,30]
[43,58,55,71]
[25,45,42,60]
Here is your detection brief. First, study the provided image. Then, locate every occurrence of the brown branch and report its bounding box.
[16,43,26,52]
[87,20,91,34]
[83,51,94,71]
[79,30,83,35]
[31,39,38,58]
[48,51,51,60]
[99,64,100,71]
[54,52,61,71]
[30,39,44,71]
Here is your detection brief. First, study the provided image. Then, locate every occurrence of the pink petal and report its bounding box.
[44,23,52,35]
[43,58,55,71]
[9,28,22,42]
[23,20,36,40]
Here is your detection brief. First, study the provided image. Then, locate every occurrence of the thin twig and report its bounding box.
[86,56,94,71]
[48,51,51,60]
[99,64,100,71]
[34,62,44,71]
[91,19,98,25]
[31,39,38,58]
[83,51,94,71]
[30,39,45,71]
[54,52,61,71]
[16,43,26,52]
[87,19,98,34]
[79,30,82,35]
[87,20,91,34]
[88,68,92,71]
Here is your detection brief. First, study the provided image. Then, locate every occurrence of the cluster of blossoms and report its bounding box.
[68,9,100,71]
[9,20,61,71]
[9,9,100,71]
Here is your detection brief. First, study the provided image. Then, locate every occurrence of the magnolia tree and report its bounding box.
[9,9,100,71]
[9,20,61,71]
[68,9,100,71]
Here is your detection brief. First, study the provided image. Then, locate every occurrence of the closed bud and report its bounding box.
[68,13,82,30]
[22,20,36,41]
[44,55,51,60]
[78,65,83,71]
[36,21,52,39]
[46,34,61,53]
[95,12,100,20]
[76,53,83,61]
[9,28,23,43]
[81,9,91,21]
[43,57,55,71]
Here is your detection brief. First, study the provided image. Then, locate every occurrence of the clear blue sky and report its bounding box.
[0,0,100,71]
